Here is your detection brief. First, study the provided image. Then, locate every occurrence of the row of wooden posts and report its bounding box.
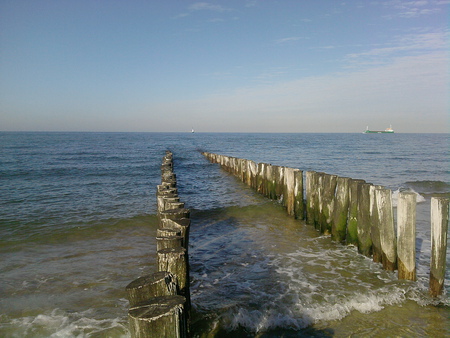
[201,152,449,297]
[126,151,191,337]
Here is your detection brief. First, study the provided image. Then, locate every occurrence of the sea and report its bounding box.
[0,132,448,337]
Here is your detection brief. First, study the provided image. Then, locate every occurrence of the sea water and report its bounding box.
[0,132,448,337]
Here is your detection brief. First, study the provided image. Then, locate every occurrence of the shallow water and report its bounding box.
[0,132,448,337]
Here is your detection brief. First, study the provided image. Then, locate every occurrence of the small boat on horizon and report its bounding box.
[363,125,394,134]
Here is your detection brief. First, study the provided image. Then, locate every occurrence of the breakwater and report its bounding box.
[126,151,190,337]
[202,151,448,297]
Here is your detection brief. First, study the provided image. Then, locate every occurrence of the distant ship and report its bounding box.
[363,125,394,134]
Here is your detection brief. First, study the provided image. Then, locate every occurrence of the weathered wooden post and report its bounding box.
[347,179,365,246]
[156,235,183,251]
[319,173,337,235]
[376,188,397,271]
[283,167,295,216]
[274,165,284,201]
[430,197,449,297]
[159,208,190,221]
[397,191,417,281]
[293,169,304,220]
[161,174,177,188]
[265,164,276,200]
[248,160,258,189]
[159,218,191,250]
[161,197,181,211]
[157,228,182,239]
[305,171,318,226]
[126,271,178,307]
[165,201,185,210]
[240,158,247,184]
[128,295,187,338]
[156,189,178,214]
[357,183,373,257]
[370,185,383,263]
[315,172,325,232]
[157,247,188,299]
[331,176,350,243]
[256,163,267,195]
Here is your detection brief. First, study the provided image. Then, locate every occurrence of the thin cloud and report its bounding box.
[345,30,448,68]
[188,2,231,12]
[174,2,232,19]
[276,36,305,44]
[208,18,225,23]
[162,50,447,132]
[382,0,446,19]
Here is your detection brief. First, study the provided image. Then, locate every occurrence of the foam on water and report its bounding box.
[392,187,426,207]
[3,308,129,338]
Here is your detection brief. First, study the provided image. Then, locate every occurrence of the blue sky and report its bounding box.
[1,1,448,132]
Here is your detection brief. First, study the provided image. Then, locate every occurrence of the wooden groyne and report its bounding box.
[202,152,449,297]
[126,151,190,337]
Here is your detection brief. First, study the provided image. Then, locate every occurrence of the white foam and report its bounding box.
[226,306,313,332]
[8,308,128,337]
[392,188,426,207]
[220,286,410,334]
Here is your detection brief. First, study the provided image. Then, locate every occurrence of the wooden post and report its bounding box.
[265,164,276,199]
[160,174,174,186]
[331,177,350,243]
[157,228,181,237]
[240,158,247,184]
[376,188,397,271]
[315,172,325,231]
[293,169,304,220]
[256,163,266,195]
[347,179,365,246]
[159,208,190,221]
[161,172,176,183]
[397,191,417,281]
[370,185,383,263]
[248,160,258,189]
[126,271,178,307]
[430,197,449,297]
[161,197,181,211]
[156,235,183,251]
[273,165,284,201]
[319,173,337,235]
[157,247,188,298]
[156,191,178,214]
[357,183,373,257]
[305,171,317,226]
[128,295,187,338]
[283,167,296,216]
[165,201,185,210]
[159,218,191,250]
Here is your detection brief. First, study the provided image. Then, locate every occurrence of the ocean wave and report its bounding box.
[220,287,408,334]
[3,308,129,338]
[392,188,426,207]
[403,180,450,194]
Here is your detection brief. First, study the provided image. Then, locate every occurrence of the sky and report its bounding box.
[0,0,448,133]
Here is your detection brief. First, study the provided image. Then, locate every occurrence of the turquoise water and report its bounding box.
[0,132,448,337]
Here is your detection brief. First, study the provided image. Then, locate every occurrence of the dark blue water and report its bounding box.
[0,132,448,337]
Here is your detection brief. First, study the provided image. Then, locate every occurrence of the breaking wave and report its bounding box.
[403,180,450,194]
[2,308,129,338]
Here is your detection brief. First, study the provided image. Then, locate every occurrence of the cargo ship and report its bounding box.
[363,125,394,133]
